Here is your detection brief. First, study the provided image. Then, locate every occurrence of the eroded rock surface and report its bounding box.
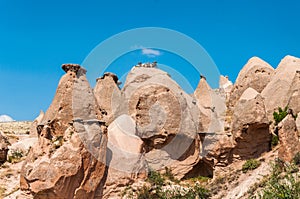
[229,57,274,109]
[20,64,107,199]
[231,88,271,160]
[278,114,300,162]
[262,55,300,119]
[94,72,123,125]
[122,66,203,179]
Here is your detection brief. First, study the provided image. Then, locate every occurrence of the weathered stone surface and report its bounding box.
[94,72,123,125]
[262,55,300,119]
[229,57,274,108]
[219,75,233,95]
[20,65,107,199]
[102,114,147,198]
[287,71,300,114]
[278,114,300,162]
[202,133,234,167]
[296,112,300,136]
[194,77,226,133]
[121,66,202,179]
[30,110,44,136]
[0,133,10,163]
[231,88,271,160]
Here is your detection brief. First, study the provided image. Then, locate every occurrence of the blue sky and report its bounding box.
[1,0,300,121]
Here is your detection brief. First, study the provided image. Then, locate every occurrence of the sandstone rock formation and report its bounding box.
[296,112,300,136]
[287,71,300,114]
[194,76,226,133]
[102,114,147,198]
[219,75,233,96]
[14,56,300,198]
[94,72,123,125]
[262,55,300,119]
[122,66,203,179]
[229,57,274,109]
[20,64,107,199]
[278,114,300,162]
[30,110,44,136]
[0,133,10,163]
[231,87,271,160]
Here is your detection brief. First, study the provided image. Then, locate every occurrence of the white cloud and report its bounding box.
[0,115,14,122]
[142,48,161,57]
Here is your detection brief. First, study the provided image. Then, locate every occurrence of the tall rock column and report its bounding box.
[20,64,107,199]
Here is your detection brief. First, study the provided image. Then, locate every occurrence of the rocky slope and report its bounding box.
[0,56,299,199]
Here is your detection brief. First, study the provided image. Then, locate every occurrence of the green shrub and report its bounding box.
[147,169,165,187]
[273,106,288,126]
[163,167,179,183]
[242,159,261,173]
[125,169,210,199]
[7,149,23,163]
[293,152,300,166]
[259,161,300,199]
[271,135,279,148]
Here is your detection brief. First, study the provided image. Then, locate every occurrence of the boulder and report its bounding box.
[262,55,300,119]
[94,72,123,125]
[121,66,202,179]
[201,133,234,167]
[20,64,107,199]
[287,71,300,114]
[102,114,147,198]
[231,87,271,160]
[229,57,274,108]
[278,114,300,162]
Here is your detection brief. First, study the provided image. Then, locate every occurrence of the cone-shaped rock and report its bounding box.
[194,76,226,133]
[20,64,107,199]
[219,75,233,94]
[262,55,300,119]
[229,57,274,108]
[231,87,271,160]
[94,72,123,125]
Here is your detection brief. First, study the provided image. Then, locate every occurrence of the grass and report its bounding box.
[242,159,261,173]
[123,168,210,199]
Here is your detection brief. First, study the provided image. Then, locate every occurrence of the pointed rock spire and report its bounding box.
[262,55,300,119]
[229,56,274,109]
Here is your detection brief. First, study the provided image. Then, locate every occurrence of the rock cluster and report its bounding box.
[19,57,300,198]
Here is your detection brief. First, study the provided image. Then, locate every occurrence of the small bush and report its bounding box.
[271,135,279,148]
[293,152,300,166]
[273,106,288,125]
[124,169,210,199]
[147,169,165,187]
[163,167,179,183]
[7,149,24,163]
[259,161,300,198]
[242,159,261,173]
